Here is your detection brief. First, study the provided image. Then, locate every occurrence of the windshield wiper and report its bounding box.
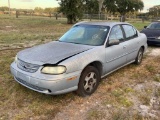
[58,41,82,45]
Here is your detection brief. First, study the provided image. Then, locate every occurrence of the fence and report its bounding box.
[2,11,160,22]
[83,14,160,22]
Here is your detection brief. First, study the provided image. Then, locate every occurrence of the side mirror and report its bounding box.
[109,39,120,46]
[144,26,147,29]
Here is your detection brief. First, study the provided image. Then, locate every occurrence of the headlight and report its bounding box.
[41,65,66,75]
[157,36,160,39]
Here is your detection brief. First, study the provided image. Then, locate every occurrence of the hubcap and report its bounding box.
[138,50,143,63]
[84,72,97,92]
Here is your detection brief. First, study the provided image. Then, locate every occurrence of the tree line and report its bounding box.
[1,0,160,23]
[149,5,160,17]
[0,6,59,15]
[58,0,144,23]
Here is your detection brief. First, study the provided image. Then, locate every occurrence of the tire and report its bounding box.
[76,66,100,97]
[134,47,144,65]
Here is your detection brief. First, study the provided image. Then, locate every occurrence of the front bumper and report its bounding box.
[147,39,160,46]
[10,62,81,95]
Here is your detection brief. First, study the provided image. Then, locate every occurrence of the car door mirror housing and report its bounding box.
[144,26,147,29]
[108,39,120,46]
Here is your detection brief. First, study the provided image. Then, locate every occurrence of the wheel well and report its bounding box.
[141,46,144,51]
[86,61,103,76]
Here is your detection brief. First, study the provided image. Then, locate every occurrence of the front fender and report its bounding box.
[59,46,105,74]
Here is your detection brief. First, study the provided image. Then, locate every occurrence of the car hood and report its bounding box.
[18,41,94,65]
[141,29,160,38]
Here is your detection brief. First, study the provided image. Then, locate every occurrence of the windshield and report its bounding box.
[147,22,160,29]
[59,25,110,46]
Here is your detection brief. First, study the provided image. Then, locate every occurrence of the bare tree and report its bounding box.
[97,0,104,20]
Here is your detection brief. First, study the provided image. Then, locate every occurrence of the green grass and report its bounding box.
[0,14,149,47]
[0,15,71,45]
[130,22,149,31]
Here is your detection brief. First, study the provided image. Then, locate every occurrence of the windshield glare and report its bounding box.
[147,22,160,29]
[59,25,109,46]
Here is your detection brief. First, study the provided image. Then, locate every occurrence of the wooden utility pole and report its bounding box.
[16,10,19,18]
[8,0,11,15]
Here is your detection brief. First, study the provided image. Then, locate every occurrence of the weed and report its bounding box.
[124,87,134,93]
[155,88,160,97]
[87,109,105,120]
[145,65,155,73]
[111,109,145,120]
[111,89,124,97]
[107,80,116,86]
[119,97,134,107]
[130,71,149,83]
[154,75,160,82]
[138,93,151,105]
[111,110,128,120]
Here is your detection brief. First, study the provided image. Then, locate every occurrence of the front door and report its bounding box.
[104,25,127,74]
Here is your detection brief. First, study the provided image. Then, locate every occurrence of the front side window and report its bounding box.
[122,25,137,39]
[109,25,124,41]
[59,25,110,46]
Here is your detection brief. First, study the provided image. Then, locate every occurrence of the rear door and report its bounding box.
[121,25,140,62]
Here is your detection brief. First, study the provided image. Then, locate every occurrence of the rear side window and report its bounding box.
[122,25,137,40]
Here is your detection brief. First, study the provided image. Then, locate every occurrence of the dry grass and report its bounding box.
[0,15,72,50]
[85,53,160,120]
[54,52,160,120]
[0,15,148,50]
[0,50,77,119]
[0,15,159,120]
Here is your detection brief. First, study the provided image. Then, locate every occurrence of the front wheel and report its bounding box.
[134,47,144,65]
[76,66,100,97]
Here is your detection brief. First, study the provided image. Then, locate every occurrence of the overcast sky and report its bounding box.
[0,0,160,12]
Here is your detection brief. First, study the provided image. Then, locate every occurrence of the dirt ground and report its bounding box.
[0,47,159,120]
[1,15,159,120]
[54,48,160,120]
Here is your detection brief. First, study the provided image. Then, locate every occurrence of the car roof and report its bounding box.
[75,21,131,27]
[151,21,160,23]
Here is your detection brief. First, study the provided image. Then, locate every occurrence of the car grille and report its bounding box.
[17,59,40,73]
[15,77,47,92]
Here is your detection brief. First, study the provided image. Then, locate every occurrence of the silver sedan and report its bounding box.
[10,22,147,97]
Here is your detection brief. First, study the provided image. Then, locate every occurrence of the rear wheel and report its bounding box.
[76,66,100,97]
[135,47,144,65]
